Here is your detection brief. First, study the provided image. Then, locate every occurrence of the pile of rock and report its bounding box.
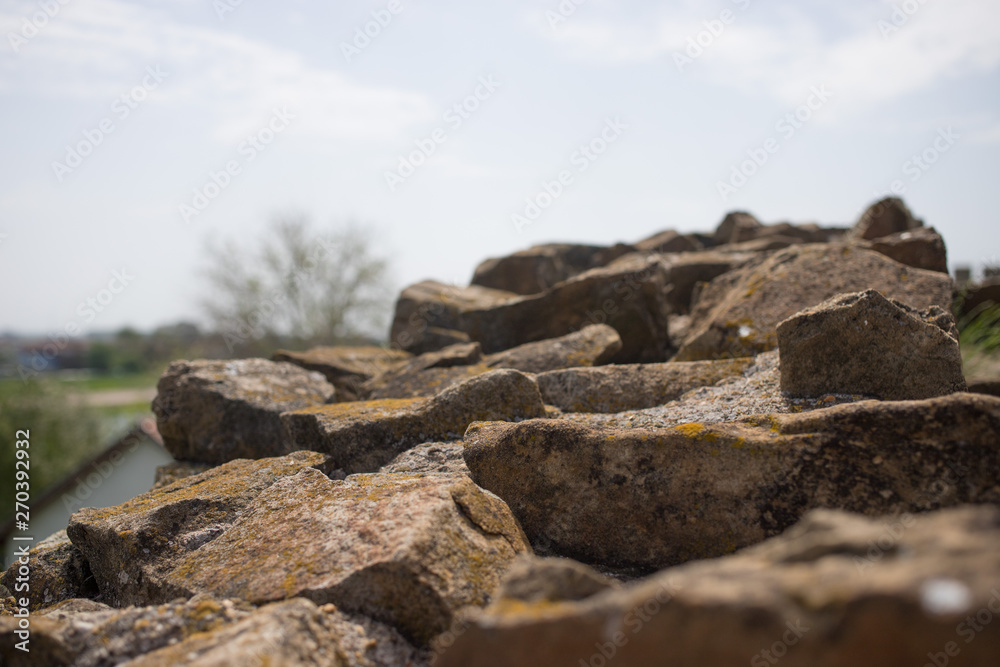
[3,198,999,667]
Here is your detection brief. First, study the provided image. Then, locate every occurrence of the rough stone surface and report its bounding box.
[777,290,967,399]
[436,506,1000,667]
[633,230,702,254]
[363,364,491,400]
[850,196,923,240]
[471,243,634,295]
[659,251,749,314]
[378,441,469,475]
[67,451,331,607]
[282,369,546,473]
[461,256,671,363]
[463,392,1000,571]
[676,244,955,360]
[535,358,753,413]
[272,346,411,401]
[405,327,473,356]
[485,324,622,374]
[150,460,213,490]
[495,556,619,604]
[389,281,515,353]
[865,226,949,273]
[0,530,98,611]
[152,359,335,463]
[713,211,762,244]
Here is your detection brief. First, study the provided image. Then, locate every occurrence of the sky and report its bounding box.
[1,0,999,338]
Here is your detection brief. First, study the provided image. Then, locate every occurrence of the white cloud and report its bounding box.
[530,0,1000,113]
[0,0,433,143]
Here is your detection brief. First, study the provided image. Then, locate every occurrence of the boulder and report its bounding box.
[151,460,213,490]
[535,358,753,413]
[152,359,335,463]
[676,244,955,360]
[485,324,622,374]
[713,211,762,244]
[0,530,98,611]
[461,256,671,363]
[777,290,967,399]
[496,555,619,604]
[363,364,491,400]
[850,196,923,240]
[70,465,530,646]
[379,441,469,475]
[659,251,750,314]
[67,451,332,607]
[282,369,545,473]
[463,392,1000,571]
[436,506,1000,667]
[865,226,949,273]
[272,346,411,401]
[471,243,635,295]
[633,230,702,254]
[389,281,516,353]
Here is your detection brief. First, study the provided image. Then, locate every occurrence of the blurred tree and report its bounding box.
[201,217,392,356]
[86,342,114,373]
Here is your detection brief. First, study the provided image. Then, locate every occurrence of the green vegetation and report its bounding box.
[958,304,1000,355]
[0,379,105,525]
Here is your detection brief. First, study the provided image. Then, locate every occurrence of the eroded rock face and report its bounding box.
[379,441,469,475]
[389,281,516,353]
[850,196,923,240]
[676,244,955,360]
[272,346,412,401]
[865,226,948,273]
[535,358,753,413]
[485,324,622,374]
[461,256,671,363]
[777,290,967,399]
[471,243,635,296]
[0,530,98,611]
[713,211,762,245]
[463,393,1000,571]
[282,369,545,473]
[633,230,702,254]
[153,359,335,463]
[436,506,1000,667]
[67,451,332,607]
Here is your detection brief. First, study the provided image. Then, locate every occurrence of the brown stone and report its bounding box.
[777,290,967,399]
[865,226,949,273]
[272,345,411,400]
[471,243,635,295]
[389,280,515,353]
[850,196,923,240]
[152,359,335,463]
[0,530,97,611]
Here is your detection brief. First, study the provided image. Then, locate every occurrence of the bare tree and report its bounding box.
[202,217,392,355]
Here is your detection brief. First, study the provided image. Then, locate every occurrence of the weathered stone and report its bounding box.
[461,256,671,363]
[436,506,1000,667]
[67,451,331,607]
[1,593,257,667]
[471,243,634,295]
[379,441,469,475]
[676,244,955,360]
[406,327,474,356]
[865,226,949,273]
[0,530,98,612]
[150,460,213,490]
[124,598,348,667]
[463,392,1000,571]
[660,251,749,314]
[282,369,545,473]
[535,358,753,413]
[777,290,967,399]
[713,211,762,244]
[496,555,619,604]
[850,196,923,240]
[273,346,411,400]
[968,378,1000,397]
[959,277,1000,317]
[389,281,516,353]
[152,359,335,463]
[633,230,702,254]
[485,324,622,374]
[363,364,491,400]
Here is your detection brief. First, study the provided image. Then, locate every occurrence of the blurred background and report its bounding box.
[0,0,999,524]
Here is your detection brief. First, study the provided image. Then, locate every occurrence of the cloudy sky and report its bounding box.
[1,0,999,337]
